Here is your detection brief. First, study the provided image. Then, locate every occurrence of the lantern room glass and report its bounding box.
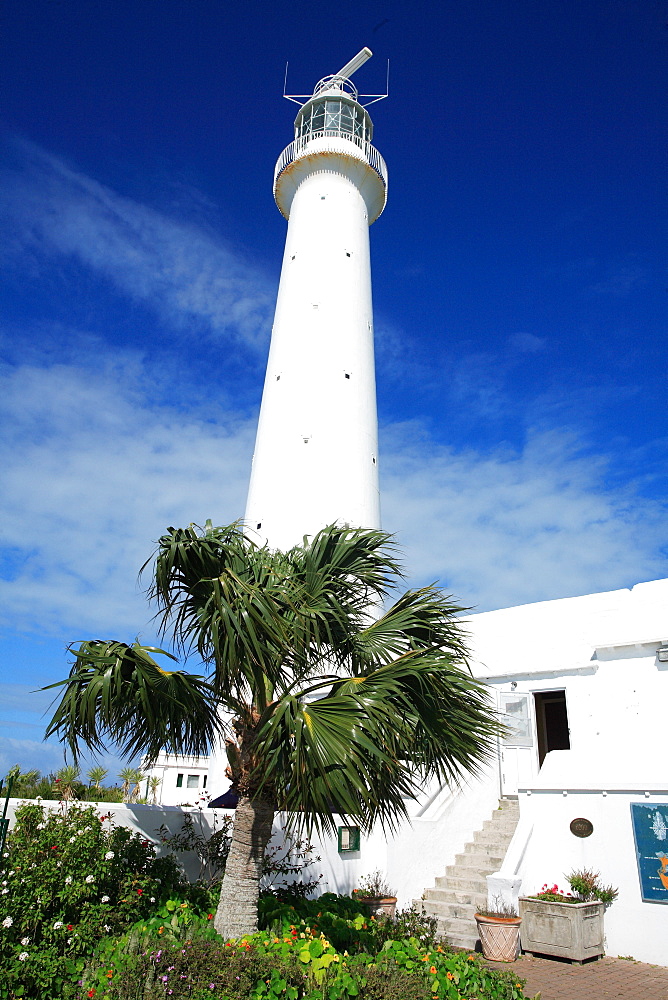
[295,98,373,145]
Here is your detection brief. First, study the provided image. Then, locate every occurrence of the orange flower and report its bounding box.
[446,971,454,980]
[429,966,437,974]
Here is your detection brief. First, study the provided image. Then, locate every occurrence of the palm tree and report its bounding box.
[148,775,161,805]
[87,765,107,799]
[44,522,503,939]
[54,764,80,802]
[118,767,136,803]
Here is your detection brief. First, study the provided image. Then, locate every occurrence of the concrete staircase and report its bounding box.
[415,798,520,950]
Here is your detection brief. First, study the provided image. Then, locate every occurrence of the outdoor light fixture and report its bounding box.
[657,645,668,662]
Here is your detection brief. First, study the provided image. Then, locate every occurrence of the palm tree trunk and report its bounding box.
[214,795,275,939]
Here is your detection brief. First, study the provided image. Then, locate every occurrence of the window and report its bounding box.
[203,774,207,789]
[295,99,372,144]
[186,774,199,789]
[176,773,184,788]
[338,826,360,853]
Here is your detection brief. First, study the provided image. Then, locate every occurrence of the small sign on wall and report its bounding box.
[630,803,668,904]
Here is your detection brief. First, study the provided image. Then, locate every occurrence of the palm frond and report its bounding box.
[43,640,223,765]
[252,651,503,835]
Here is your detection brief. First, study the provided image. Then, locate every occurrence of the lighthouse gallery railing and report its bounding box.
[274,133,388,190]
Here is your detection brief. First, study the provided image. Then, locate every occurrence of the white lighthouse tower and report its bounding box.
[245,48,387,549]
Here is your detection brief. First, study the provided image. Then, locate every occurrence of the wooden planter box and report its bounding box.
[474,913,522,963]
[356,895,397,918]
[518,897,605,964]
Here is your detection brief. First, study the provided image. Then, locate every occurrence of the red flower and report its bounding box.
[137,889,143,895]
[207,914,213,920]
[67,924,73,931]
[87,991,96,998]
[51,846,58,851]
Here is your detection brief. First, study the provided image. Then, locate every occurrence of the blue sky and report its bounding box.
[1,0,666,779]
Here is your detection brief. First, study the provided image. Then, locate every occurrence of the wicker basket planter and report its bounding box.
[518,896,605,964]
[474,913,522,963]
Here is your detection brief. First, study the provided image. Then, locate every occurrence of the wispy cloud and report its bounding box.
[0,138,275,350]
[0,355,255,637]
[381,423,667,612]
[0,354,665,644]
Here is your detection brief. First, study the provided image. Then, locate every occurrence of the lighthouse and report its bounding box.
[245,49,387,549]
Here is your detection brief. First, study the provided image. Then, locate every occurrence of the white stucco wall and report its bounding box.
[471,579,668,965]
[488,752,668,965]
[141,753,210,807]
[4,799,230,883]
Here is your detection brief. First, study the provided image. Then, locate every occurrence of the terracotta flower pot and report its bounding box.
[357,895,397,918]
[474,912,522,962]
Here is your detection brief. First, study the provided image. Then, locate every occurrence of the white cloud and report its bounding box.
[0,735,66,778]
[0,356,665,643]
[0,357,255,636]
[0,139,275,349]
[381,423,667,612]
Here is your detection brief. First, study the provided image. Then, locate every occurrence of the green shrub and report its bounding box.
[0,802,187,998]
[83,926,527,1000]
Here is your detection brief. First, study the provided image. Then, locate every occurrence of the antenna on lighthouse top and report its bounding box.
[333,47,373,82]
[283,47,388,106]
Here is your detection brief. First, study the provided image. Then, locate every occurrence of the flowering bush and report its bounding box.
[530,870,618,905]
[530,883,575,903]
[83,926,527,1000]
[0,802,186,997]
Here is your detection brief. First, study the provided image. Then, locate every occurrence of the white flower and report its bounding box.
[53,921,63,929]
[1,889,8,895]
[76,830,84,836]
[56,861,62,868]
[2,916,12,928]
[36,796,43,802]
[8,872,14,877]
[150,897,156,903]
[69,837,76,844]
[105,851,115,860]
[21,937,30,946]
[84,826,91,832]
[67,937,73,944]
[101,895,110,903]
[85,875,94,884]
[19,952,29,961]
[1,881,6,886]
[2,853,8,858]
[36,823,45,830]
[104,924,111,932]
[65,876,73,885]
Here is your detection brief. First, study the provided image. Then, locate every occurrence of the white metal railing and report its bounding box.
[274,133,388,189]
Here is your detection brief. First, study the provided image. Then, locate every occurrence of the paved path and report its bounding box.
[484,954,668,999]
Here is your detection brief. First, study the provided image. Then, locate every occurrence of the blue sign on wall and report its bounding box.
[630,803,668,904]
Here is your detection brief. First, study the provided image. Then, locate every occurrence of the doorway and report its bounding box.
[534,690,570,767]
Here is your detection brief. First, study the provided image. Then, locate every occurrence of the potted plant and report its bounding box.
[352,870,397,917]
[519,869,618,964]
[474,902,522,962]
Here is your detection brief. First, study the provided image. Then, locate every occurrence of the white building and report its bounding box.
[308,577,668,965]
[142,753,210,807]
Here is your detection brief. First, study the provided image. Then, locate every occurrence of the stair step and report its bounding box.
[425,888,487,907]
[417,797,521,936]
